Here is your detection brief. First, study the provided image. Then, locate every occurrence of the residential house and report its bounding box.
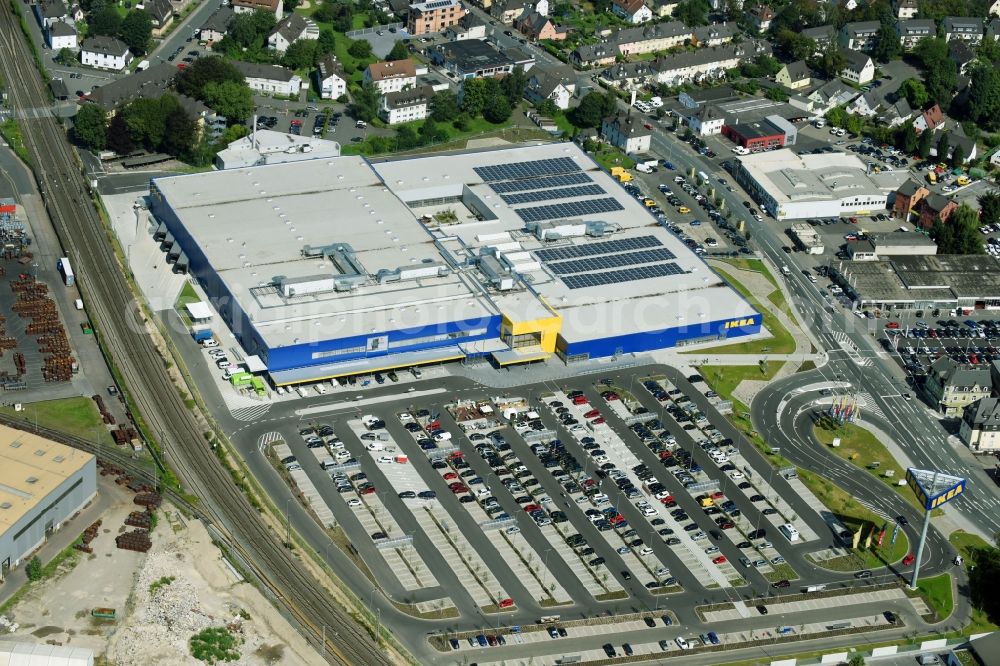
[933,128,977,162]
[912,103,944,134]
[67,1,83,22]
[314,55,348,100]
[808,79,859,113]
[802,25,836,52]
[492,0,528,23]
[516,11,567,40]
[691,21,739,46]
[388,0,410,17]
[141,0,174,37]
[840,50,875,85]
[364,59,418,93]
[601,111,652,153]
[33,0,67,29]
[991,0,1000,16]
[925,356,992,416]
[267,13,319,53]
[232,61,303,96]
[232,0,283,18]
[846,91,879,116]
[87,62,178,113]
[80,36,131,71]
[379,85,435,124]
[47,21,77,50]
[959,397,1000,453]
[599,61,657,90]
[198,6,234,42]
[50,78,69,101]
[892,179,929,219]
[686,104,725,135]
[988,17,1000,40]
[176,94,227,140]
[747,4,774,32]
[916,192,958,229]
[948,40,976,74]
[617,21,693,54]
[612,0,653,24]
[570,44,617,68]
[943,16,983,43]
[408,0,465,36]
[652,0,679,17]
[839,21,880,51]
[897,19,935,50]
[430,40,529,79]
[524,69,575,109]
[652,40,771,87]
[894,0,918,19]
[445,13,487,40]
[879,97,913,127]
[775,60,811,89]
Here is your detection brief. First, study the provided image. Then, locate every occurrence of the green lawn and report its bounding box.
[342,115,527,156]
[293,7,376,85]
[719,258,778,288]
[590,145,635,171]
[949,530,991,558]
[699,362,784,402]
[175,281,200,326]
[0,397,109,442]
[685,264,795,355]
[813,421,926,512]
[914,573,954,620]
[798,468,910,569]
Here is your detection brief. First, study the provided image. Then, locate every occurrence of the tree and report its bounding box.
[965,61,1000,130]
[969,536,1000,625]
[483,93,512,123]
[201,81,254,124]
[395,124,419,150]
[430,90,460,122]
[347,39,372,59]
[845,114,863,135]
[387,40,409,61]
[569,91,609,128]
[979,36,1000,63]
[931,204,984,254]
[675,0,709,26]
[810,44,846,80]
[312,0,337,23]
[978,189,1000,227]
[88,6,121,36]
[460,77,486,116]
[283,39,318,70]
[918,128,933,158]
[55,47,76,65]
[937,131,950,162]
[873,21,900,63]
[176,56,245,99]
[825,105,847,128]
[120,9,153,55]
[163,106,197,159]
[316,29,336,57]
[774,28,815,61]
[765,87,789,102]
[501,66,528,107]
[419,117,446,145]
[914,36,949,69]
[847,655,866,666]
[73,103,108,150]
[25,556,42,582]
[106,113,134,155]
[897,78,929,109]
[900,124,918,154]
[951,144,965,168]
[925,62,957,109]
[536,98,558,117]
[350,82,380,123]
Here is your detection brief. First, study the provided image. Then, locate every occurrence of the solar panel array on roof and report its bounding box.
[549,247,678,275]
[515,198,624,223]
[535,235,662,262]
[501,184,606,206]
[489,172,593,194]
[562,262,687,290]
[474,157,580,183]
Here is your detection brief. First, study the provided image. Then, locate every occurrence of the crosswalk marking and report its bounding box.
[234,403,271,422]
[257,431,283,453]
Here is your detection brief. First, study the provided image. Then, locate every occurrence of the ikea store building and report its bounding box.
[149,143,759,385]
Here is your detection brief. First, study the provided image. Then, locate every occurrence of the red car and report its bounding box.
[885,322,900,329]
[720,522,735,529]
[498,598,515,609]
[523,504,541,512]
[644,123,654,130]
[449,451,464,460]
[712,555,727,564]
[361,486,376,495]
[572,395,589,405]
[443,472,458,480]
[584,409,600,418]
[710,491,725,500]
[592,417,606,425]
[605,393,620,401]
[849,217,859,224]
[902,553,915,566]
[661,499,677,507]
[610,514,625,524]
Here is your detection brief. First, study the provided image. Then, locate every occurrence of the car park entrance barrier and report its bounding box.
[375,535,413,550]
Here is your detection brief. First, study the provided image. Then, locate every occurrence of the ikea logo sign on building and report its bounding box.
[724,317,757,330]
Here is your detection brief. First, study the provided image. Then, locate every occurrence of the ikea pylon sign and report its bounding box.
[905,468,967,512]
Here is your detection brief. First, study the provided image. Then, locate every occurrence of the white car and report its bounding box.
[399,412,414,422]
[378,456,393,463]
[315,384,327,395]
[730,471,745,480]
[347,499,362,508]
[676,637,691,650]
[705,546,720,554]
[208,348,226,358]
[201,338,219,348]
[639,546,654,556]
[216,359,231,369]
[643,508,657,517]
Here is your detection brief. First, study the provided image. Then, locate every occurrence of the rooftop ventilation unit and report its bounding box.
[525,220,617,241]
[476,250,514,291]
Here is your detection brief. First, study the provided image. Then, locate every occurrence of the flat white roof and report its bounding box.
[153,143,754,349]
[185,301,213,320]
[737,149,894,205]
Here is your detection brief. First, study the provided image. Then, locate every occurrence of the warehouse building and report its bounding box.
[789,222,824,254]
[733,149,907,220]
[846,231,937,261]
[722,114,796,151]
[0,426,96,577]
[149,143,760,385]
[831,254,1000,311]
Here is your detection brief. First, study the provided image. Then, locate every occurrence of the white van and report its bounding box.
[366,441,385,451]
[433,431,452,442]
[315,383,327,395]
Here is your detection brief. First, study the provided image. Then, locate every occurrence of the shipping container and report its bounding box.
[191,327,212,342]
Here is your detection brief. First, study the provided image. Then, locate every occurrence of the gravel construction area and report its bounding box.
[5,479,321,665]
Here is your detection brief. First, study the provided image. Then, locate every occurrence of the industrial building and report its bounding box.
[214,129,341,170]
[732,149,908,220]
[722,114,796,150]
[789,223,824,254]
[845,232,937,261]
[0,426,96,577]
[831,254,1000,311]
[149,143,760,385]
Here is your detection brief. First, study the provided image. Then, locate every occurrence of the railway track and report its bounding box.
[0,11,393,666]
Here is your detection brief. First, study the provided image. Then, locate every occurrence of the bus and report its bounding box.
[57,257,74,286]
[779,523,800,543]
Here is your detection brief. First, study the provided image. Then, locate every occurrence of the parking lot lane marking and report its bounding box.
[294,387,448,416]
